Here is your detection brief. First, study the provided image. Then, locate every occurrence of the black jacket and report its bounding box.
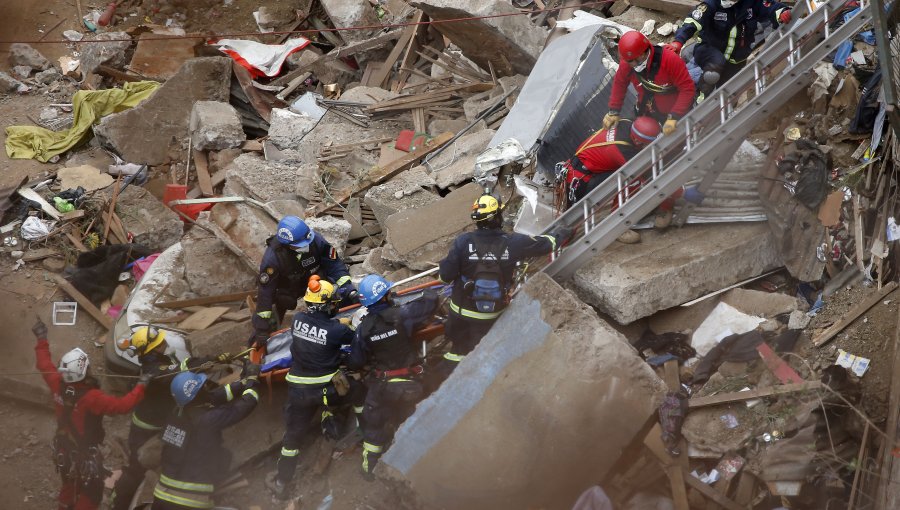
[348,291,439,372]
[287,310,354,381]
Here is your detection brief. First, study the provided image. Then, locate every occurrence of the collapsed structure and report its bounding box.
[3,0,900,508]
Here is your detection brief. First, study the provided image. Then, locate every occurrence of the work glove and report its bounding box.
[137,373,153,386]
[247,330,268,348]
[663,116,678,136]
[242,362,261,381]
[602,111,620,130]
[339,284,359,303]
[664,41,683,54]
[551,226,575,246]
[216,352,232,363]
[682,186,705,205]
[32,317,48,340]
[778,8,791,24]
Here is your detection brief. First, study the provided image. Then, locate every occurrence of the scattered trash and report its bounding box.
[21,216,55,240]
[214,38,311,78]
[835,349,871,377]
[690,469,720,484]
[639,20,656,36]
[62,30,83,41]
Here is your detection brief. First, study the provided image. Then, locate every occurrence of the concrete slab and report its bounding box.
[320,0,383,44]
[410,0,546,77]
[382,272,665,509]
[94,57,232,165]
[181,227,256,297]
[190,101,245,151]
[571,223,783,325]
[364,165,439,227]
[429,129,495,189]
[720,288,805,319]
[116,186,184,252]
[382,182,481,270]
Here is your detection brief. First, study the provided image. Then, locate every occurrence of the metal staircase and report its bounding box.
[538,0,873,280]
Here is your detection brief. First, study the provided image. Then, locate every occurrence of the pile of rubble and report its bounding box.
[3,0,900,509]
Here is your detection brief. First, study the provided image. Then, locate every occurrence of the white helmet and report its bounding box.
[58,348,90,383]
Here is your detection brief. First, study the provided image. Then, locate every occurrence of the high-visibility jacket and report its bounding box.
[674,0,789,64]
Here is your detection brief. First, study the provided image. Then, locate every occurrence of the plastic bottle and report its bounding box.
[98,2,117,27]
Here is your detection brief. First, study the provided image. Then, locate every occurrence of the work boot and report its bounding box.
[654,209,673,229]
[616,230,641,244]
[265,472,290,501]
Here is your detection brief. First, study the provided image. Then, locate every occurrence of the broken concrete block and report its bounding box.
[571,223,783,325]
[95,57,231,166]
[428,118,485,137]
[720,288,804,319]
[8,43,50,70]
[320,0,383,43]
[382,182,481,270]
[343,198,381,240]
[11,65,32,79]
[788,310,811,330]
[382,272,665,509]
[0,71,24,93]
[410,0,546,76]
[181,228,256,297]
[209,201,276,266]
[35,68,61,85]
[225,153,300,203]
[189,101,246,151]
[188,320,253,359]
[429,129,495,188]
[306,216,352,255]
[78,32,132,76]
[364,165,439,227]
[116,186,184,252]
[359,246,394,276]
[255,4,297,29]
[267,108,319,150]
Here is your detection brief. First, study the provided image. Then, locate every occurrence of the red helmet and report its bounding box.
[618,31,651,61]
[631,116,661,145]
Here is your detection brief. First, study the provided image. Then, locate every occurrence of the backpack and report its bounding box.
[467,236,510,314]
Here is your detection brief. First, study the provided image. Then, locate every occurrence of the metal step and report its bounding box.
[539,0,872,280]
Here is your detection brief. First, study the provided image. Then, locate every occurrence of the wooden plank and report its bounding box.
[682,469,745,510]
[17,187,61,220]
[188,168,227,199]
[221,308,251,322]
[60,209,85,222]
[312,131,454,216]
[103,176,122,244]
[369,21,418,89]
[22,248,60,262]
[156,290,257,309]
[232,62,284,123]
[177,306,230,331]
[627,0,695,16]
[644,425,690,510]
[689,381,824,408]
[52,274,113,330]
[412,107,426,132]
[64,227,88,253]
[814,281,898,346]
[757,343,804,384]
[272,30,403,87]
[394,12,427,92]
[192,150,214,197]
[96,64,142,82]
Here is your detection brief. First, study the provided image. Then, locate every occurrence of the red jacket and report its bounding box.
[566,121,638,186]
[36,339,144,444]
[608,46,695,118]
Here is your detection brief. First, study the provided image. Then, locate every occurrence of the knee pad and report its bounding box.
[702,70,721,85]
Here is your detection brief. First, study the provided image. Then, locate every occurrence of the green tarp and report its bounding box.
[5,80,160,162]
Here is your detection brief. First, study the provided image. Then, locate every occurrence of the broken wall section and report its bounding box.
[382,272,666,510]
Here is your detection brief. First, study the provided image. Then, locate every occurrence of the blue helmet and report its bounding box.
[358,275,392,306]
[171,371,208,407]
[276,216,315,248]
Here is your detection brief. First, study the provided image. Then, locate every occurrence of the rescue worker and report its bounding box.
[266,275,366,500]
[604,31,695,135]
[434,194,571,380]
[33,317,148,510]
[347,274,440,479]
[151,364,260,509]
[110,327,233,510]
[251,215,356,347]
[667,0,792,97]
[560,116,661,208]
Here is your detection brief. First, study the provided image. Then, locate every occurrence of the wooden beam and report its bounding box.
[688,381,824,408]
[178,306,230,330]
[369,21,418,89]
[53,275,113,330]
[155,290,257,309]
[814,281,898,346]
[644,424,690,510]
[394,12,426,91]
[311,131,455,216]
[17,187,61,220]
[682,468,745,510]
[103,176,122,244]
[272,29,403,87]
[192,150,214,197]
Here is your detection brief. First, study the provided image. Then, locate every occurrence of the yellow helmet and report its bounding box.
[471,193,504,223]
[118,326,166,356]
[304,275,336,304]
